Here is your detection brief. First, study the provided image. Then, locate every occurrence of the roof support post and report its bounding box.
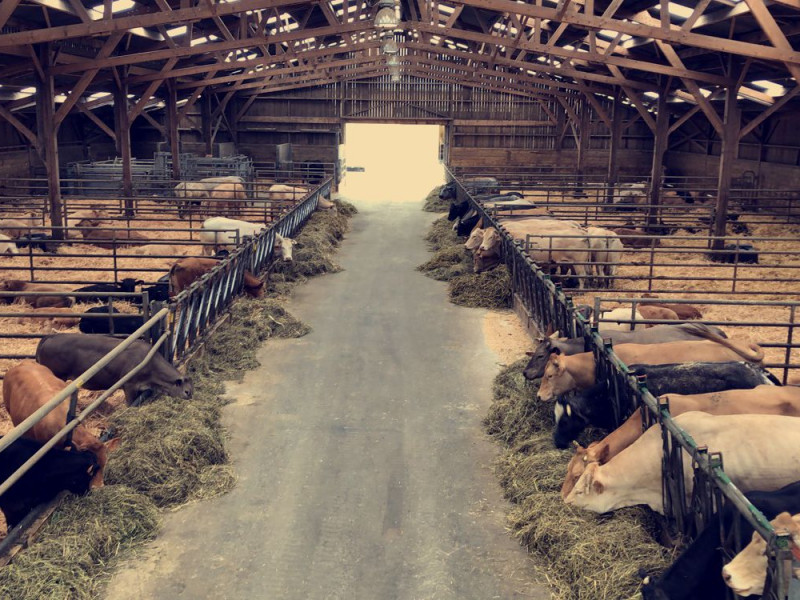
[34,44,63,239]
[647,89,669,228]
[577,99,590,183]
[606,86,622,203]
[711,83,741,250]
[201,92,213,157]
[112,78,133,213]
[166,79,181,180]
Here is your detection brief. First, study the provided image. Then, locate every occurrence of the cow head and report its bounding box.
[439,183,457,201]
[275,234,297,262]
[464,227,485,252]
[553,396,591,448]
[168,376,194,400]
[723,513,800,597]
[522,328,560,380]
[560,442,608,499]
[563,460,612,512]
[88,436,121,489]
[447,200,469,221]
[473,252,502,274]
[536,351,575,401]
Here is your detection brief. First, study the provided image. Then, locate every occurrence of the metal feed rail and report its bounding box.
[445,167,796,599]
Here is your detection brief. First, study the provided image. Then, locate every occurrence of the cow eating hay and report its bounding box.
[484,359,671,600]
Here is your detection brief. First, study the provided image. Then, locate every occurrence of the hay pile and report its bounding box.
[0,487,158,600]
[418,217,512,309]
[268,200,357,296]
[423,185,448,212]
[486,359,672,600]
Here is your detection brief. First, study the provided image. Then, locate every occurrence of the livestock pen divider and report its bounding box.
[445,167,797,599]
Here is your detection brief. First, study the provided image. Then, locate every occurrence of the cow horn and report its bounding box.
[571,440,580,448]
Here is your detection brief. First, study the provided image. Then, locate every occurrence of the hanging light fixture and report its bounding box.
[374,0,398,30]
[381,35,399,55]
[387,54,400,67]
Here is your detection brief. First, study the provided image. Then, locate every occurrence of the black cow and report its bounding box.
[439,182,457,201]
[522,323,729,380]
[447,199,470,221]
[712,243,759,264]
[36,333,192,404]
[552,362,778,448]
[136,274,170,305]
[456,211,481,237]
[0,436,98,528]
[73,278,143,304]
[78,306,145,335]
[641,480,800,600]
[15,233,55,252]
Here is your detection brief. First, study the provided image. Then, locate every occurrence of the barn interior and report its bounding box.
[1,1,800,599]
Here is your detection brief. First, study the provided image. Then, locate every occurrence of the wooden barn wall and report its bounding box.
[665,109,800,188]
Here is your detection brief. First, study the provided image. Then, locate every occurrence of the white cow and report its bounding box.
[274,233,297,262]
[0,233,18,255]
[598,307,646,331]
[585,226,623,287]
[268,184,309,203]
[199,217,266,255]
[565,412,800,515]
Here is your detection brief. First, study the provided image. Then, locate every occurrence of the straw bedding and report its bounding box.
[423,185,448,212]
[485,359,672,600]
[0,198,356,598]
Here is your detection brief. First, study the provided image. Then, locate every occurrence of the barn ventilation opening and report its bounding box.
[341,123,444,202]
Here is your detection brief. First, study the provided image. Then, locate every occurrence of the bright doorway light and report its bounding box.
[341,122,445,204]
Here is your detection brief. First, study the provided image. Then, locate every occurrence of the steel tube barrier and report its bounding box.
[445,168,796,599]
[166,178,330,363]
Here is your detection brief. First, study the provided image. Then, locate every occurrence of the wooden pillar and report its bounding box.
[711,84,741,250]
[166,79,181,180]
[606,87,622,203]
[34,44,64,238]
[646,91,670,227]
[577,100,590,183]
[201,92,212,157]
[112,79,133,211]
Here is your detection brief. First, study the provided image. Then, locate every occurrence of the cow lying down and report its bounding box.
[35,333,193,404]
[564,411,800,515]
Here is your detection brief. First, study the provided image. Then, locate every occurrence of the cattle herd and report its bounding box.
[0,180,335,538]
[442,178,800,597]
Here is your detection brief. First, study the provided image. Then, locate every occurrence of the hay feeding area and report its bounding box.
[418,217,512,309]
[485,359,672,600]
[0,194,354,597]
[423,184,448,212]
[268,199,357,297]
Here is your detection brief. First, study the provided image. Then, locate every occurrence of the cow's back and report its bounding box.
[3,361,69,442]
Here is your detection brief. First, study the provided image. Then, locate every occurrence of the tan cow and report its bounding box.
[268,184,309,204]
[14,306,80,330]
[64,209,105,239]
[210,182,246,216]
[81,225,148,249]
[560,385,800,499]
[3,361,120,488]
[0,218,33,239]
[168,257,263,298]
[637,305,680,325]
[722,512,800,597]
[537,335,764,401]
[0,280,74,308]
[129,243,181,256]
[585,226,624,287]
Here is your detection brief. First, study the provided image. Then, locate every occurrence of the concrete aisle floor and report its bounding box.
[105,195,551,600]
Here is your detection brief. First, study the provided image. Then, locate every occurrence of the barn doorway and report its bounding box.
[341,122,445,203]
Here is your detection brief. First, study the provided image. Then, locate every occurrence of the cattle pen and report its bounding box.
[447,171,798,599]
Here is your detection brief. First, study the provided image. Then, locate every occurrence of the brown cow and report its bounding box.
[537,335,764,401]
[609,227,659,249]
[560,385,800,499]
[210,182,246,216]
[3,361,120,488]
[168,257,263,298]
[0,218,33,239]
[0,280,74,308]
[82,225,149,249]
[640,297,703,319]
[637,305,680,325]
[14,307,80,329]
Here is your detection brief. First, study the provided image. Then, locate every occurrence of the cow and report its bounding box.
[0,280,74,308]
[598,307,645,331]
[456,210,481,237]
[73,278,143,304]
[174,181,211,217]
[637,305,680,325]
[465,227,485,252]
[78,306,144,335]
[0,436,99,528]
[0,218,33,239]
[3,361,121,488]
[14,306,80,330]
[559,379,791,495]
[199,217,266,256]
[317,197,336,211]
[210,182,246,216]
[611,182,648,209]
[35,333,193,405]
[64,209,104,239]
[268,184,309,203]
[522,322,729,380]
[553,363,779,450]
[15,233,55,253]
[641,481,800,600]
[447,199,470,222]
[274,233,297,262]
[722,512,800,597]
[639,298,704,320]
[565,411,800,515]
[168,257,263,298]
[81,226,149,249]
[476,220,590,287]
[608,227,658,249]
[537,333,764,401]
[0,233,18,256]
[585,226,623,288]
[712,243,759,265]
[136,274,171,304]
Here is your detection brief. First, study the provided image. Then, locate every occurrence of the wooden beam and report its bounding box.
[744,0,800,81]
[34,44,63,238]
[712,84,741,250]
[607,86,622,196]
[0,103,39,149]
[166,79,180,180]
[647,90,669,227]
[112,79,133,203]
[75,101,116,142]
[0,0,21,30]
[739,86,800,140]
